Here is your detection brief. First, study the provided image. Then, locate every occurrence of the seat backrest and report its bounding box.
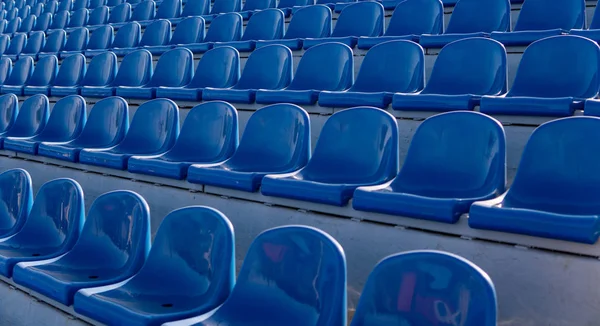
[0,169,33,236]
[89,0,107,9]
[515,0,585,31]
[58,0,73,11]
[5,94,49,137]
[4,17,21,34]
[0,35,9,55]
[169,16,205,45]
[5,56,34,86]
[147,47,193,87]
[212,225,346,326]
[138,19,170,46]
[277,0,313,9]
[131,0,155,21]
[88,5,108,26]
[0,93,18,133]
[242,0,275,11]
[81,51,117,86]
[21,30,45,55]
[241,8,284,42]
[73,0,88,10]
[350,250,497,326]
[33,12,51,31]
[44,0,57,13]
[108,2,131,24]
[70,96,128,148]
[181,0,208,16]
[17,4,30,18]
[107,0,123,5]
[5,32,27,55]
[351,40,424,93]
[386,0,443,37]
[0,57,12,85]
[288,42,353,92]
[36,95,86,140]
[62,27,89,51]
[234,44,292,90]
[112,49,152,86]
[204,13,242,43]
[86,24,113,50]
[285,5,331,39]
[53,53,85,87]
[210,0,241,14]
[590,1,600,30]
[111,21,140,48]
[41,29,66,53]
[508,35,600,99]
[187,46,240,88]
[446,0,510,33]
[423,38,506,96]
[0,20,6,35]
[155,0,180,19]
[68,8,88,28]
[332,2,384,37]
[17,13,35,33]
[31,2,43,16]
[225,103,310,171]
[5,8,18,21]
[26,55,57,86]
[49,10,69,29]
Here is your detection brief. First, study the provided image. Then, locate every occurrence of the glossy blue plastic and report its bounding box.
[469,117,600,243]
[240,0,275,19]
[207,0,241,16]
[107,0,124,5]
[169,0,208,25]
[319,40,424,108]
[79,98,178,170]
[79,52,118,97]
[66,8,89,29]
[138,19,171,48]
[147,16,205,55]
[86,21,139,57]
[58,0,73,11]
[38,97,129,162]
[128,101,238,179]
[143,0,180,25]
[202,45,292,103]
[74,206,235,326]
[353,111,505,223]
[49,54,86,96]
[83,24,114,53]
[214,8,284,52]
[32,12,52,31]
[31,2,43,16]
[569,2,600,40]
[22,55,58,96]
[303,2,384,49]
[480,36,599,117]
[37,30,67,59]
[156,46,240,101]
[358,0,444,49]
[1,56,34,95]
[90,0,107,9]
[393,38,507,112]
[0,178,84,278]
[108,3,131,24]
[188,225,346,326]
[17,13,35,33]
[0,94,18,135]
[0,169,33,238]
[12,190,151,306]
[3,32,27,61]
[3,17,21,35]
[350,251,497,326]
[0,94,48,148]
[17,5,30,19]
[44,0,57,13]
[87,6,109,26]
[58,27,89,58]
[256,42,353,105]
[4,95,86,154]
[48,10,69,31]
[73,0,89,10]
[19,30,46,59]
[187,104,309,192]
[117,0,155,27]
[186,13,242,53]
[0,35,9,56]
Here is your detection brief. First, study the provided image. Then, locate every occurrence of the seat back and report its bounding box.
[515,0,585,31]
[234,44,292,90]
[0,35,9,55]
[508,35,600,99]
[386,0,443,37]
[181,0,208,16]
[131,0,155,21]
[41,30,66,53]
[226,104,309,171]
[0,169,33,236]
[155,0,180,19]
[242,0,275,11]
[5,94,49,137]
[277,0,313,9]
[5,32,26,55]
[5,9,18,22]
[241,8,284,41]
[70,96,128,148]
[351,40,424,93]
[108,3,131,24]
[31,2,43,16]
[423,38,506,96]
[86,24,113,50]
[147,47,193,87]
[4,17,21,34]
[589,2,600,30]
[169,16,205,45]
[58,0,73,11]
[81,51,117,86]
[288,42,353,92]
[33,12,52,31]
[49,10,69,30]
[0,20,6,35]
[332,2,384,37]
[62,27,89,51]
[204,13,242,43]
[446,0,510,33]
[21,30,45,55]
[73,0,88,10]
[68,8,88,28]
[18,13,35,33]
[17,4,30,19]
[89,0,106,9]
[88,6,108,25]
[210,0,241,14]
[111,21,140,48]
[187,46,240,88]
[138,19,170,46]
[53,53,86,86]
[44,0,57,13]
[285,5,330,39]
[36,95,86,140]
[112,49,152,86]
[5,56,34,86]
[0,94,18,133]
[107,0,123,5]
[27,55,57,86]
[351,251,497,326]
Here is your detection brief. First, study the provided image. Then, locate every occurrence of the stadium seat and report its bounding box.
[32,12,52,32]
[107,2,131,25]
[350,250,497,326]
[357,0,444,49]
[481,36,599,117]
[37,96,128,162]
[112,0,154,28]
[169,0,208,25]
[0,20,7,35]
[58,27,89,58]
[65,8,89,31]
[30,2,43,16]
[74,206,235,326]
[87,6,109,26]
[3,17,20,35]
[17,13,35,33]
[166,225,346,326]
[1,56,34,95]
[202,44,291,103]
[0,35,9,56]
[0,94,18,137]
[73,0,88,10]
[17,5,30,19]
[213,8,283,52]
[22,55,58,95]
[128,101,238,179]
[85,21,138,57]
[138,0,180,27]
[78,98,178,169]
[48,54,86,96]
[393,38,506,112]
[44,0,57,14]
[0,178,84,278]
[156,46,239,101]
[187,104,309,192]
[239,0,275,19]
[146,16,204,55]
[88,0,107,9]
[303,2,384,49]
[79,52,118,97]
[491,0,585,46]
[47,10,69,31]
[78,24,113,56]
[58,0,73,11]
[202,0,241,23]
[107,0,124,5]
[136,18,171,48]
[256,42,353,105]
[470,117,600,244]
[276,0,313,17]
[570,2,600,40]
[0,94,49,148]
[185,12,243,53]
[353,111,505,223]
[16,30,46,60]
[36,30,67,59]
[0,57,12,86]
[12,190,151,306]
[319,40,424,108]
[0,169,33,238]
[3,32,27,60]
[5,10,18,23]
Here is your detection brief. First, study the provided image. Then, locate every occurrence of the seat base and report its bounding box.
[187,165,265,192]
[37,143,81,162]
[255,38,302,51]
[480,95,576,117]
[261,174,361,207]
[392,93,477,112]
[302,36,358,49]
[202,88,255,103]
[78,149,130,170]
[255,89,319,105]
[418,32,489,48]
[357,35,419,50]
[155,87,201,101]
[319,91,391,108]
[490,29,565,46]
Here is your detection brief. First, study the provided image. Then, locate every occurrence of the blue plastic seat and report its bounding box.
[65,8,89,30]
[22,55,58,95]
[302,2,384,49]
[350,251,497,326]
[469,117,600,244]
[0,178,84,278]
[32,12,52,32]
[3,17,21,35]
[73,0,88,10]
[276,0,313,17]
[74,206,235,326]
[44,0,58,13]
[49,54,86,96]
[85,21,138,57]
[80,24,113,54]
[128,101,237,179]
[256,42,353,105]
[146,16,204,55]
[0,35,9,57]
[492,0,584,46]
[419,0,510,48]
[138,0,180,27]
[1,56,34,95]
[0,169,33,238]
[5,9,18,24]
[354,111,505,223]
[186,12,242,53]
[58,0,73,11]
[79,52,118,97]
[320,40,424,108]
[0,58,12,87]
[570,1,600,41]
[58,27,89,58]
[213,8,283,52]
[89,0,106,9]
[16,30,46,60]
[112,0,154,28]
[87,5,109,26]
[156,46,239,101]
[239,0,275,19]
[17,5,30,19]
[107,2,131,24]
[0,94,49,148]
[31,2,43,16]
[187,104,309,192]
[358,0,444,49]
[480,35,599,117]
[393,38,506,112]
[0,20,7,35]
[17,13,35,33]
[0,94,18,137]
[79,98,178,170]
[47,10,69,31]
[202,44,292,103]
[202,0,241,23]
[38,97,128,162]
[169,0,208,25]
[12,190,151,306]
[173,225,346,326]
[261,107,397,206]
[137,19,171,48]
[3,32,27,60]
[36,30,67,59]
[117,47,193,99]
